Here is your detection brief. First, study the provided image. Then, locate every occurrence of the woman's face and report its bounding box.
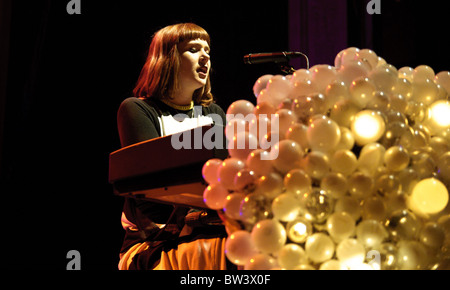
[177,38,211,93]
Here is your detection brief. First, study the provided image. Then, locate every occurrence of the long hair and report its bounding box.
[133,23,214,106]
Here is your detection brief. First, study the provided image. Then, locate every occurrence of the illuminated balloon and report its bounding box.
[286,217,313,243]
[307,115,341,152]
[356,219,388,248]
[349,77,376,108]
[383,145,410,172]
[319,259,347,270]
[270,140,303,174]
[310,64,337,93]
[291,94,327,123]
[272,193,302,222]
[234,169,256,193]
[408,178,449,216]
[240,193,272,225]
[203,183,229,210]
[218,158,245,190]
[226,100,255,119]
[330,149,358,176]
[304,188,334,223]
[368,65,398,93]
[284,168,312,198]
[413,65,435,82]
[251,219,287,254]
[434,71,450,94]
[290,68,311,84]
[202,158,222,184]
[277,243,308,270]
[244,253,278,270]
[305,233,335,264]
[320,172,348,199]
[253,101,277,117]
[385,210,421,242]
[290,79,319,99]
[398,66,414,82]
[246,149,274,177]
[225,230,258,266]
[325,81,350,108]
[351,110,386,146]
[336,239,365,269]
[348,171,374,199]
[254,172,284,199]
[396,241,427,270]
[329,99,360,128]
[338,60,370,86]
[228,130,258,160]
[285,123,309,152]
[224,193,246,220]
[301,151,330,180]
[412,79,439,105]
[426,100,450,135]
[356,48,378,70]
[253,74,273,97]
[326,212,355,243]
[419,222,445,249]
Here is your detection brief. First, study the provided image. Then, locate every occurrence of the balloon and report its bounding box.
[409,178,449,216]
[246,149,274,177]
[330,149,358,176]
[338,60,370,86]
[326,212,355,243]
[270,139,303,174]
[356,220,388,248]
[203,183,229,210]
[202,158,222,184]
[305,233,335,264]
[224,193,246,220]
[286,217,313,243]
[218,158,245,190]
[434,71,450,94]
[272,193,302,222]
[413,65,435,82]
[253,74,273,97]
[351,110,386,146]
[284,168,312,198]
[310,65,337,93]
[225,230,258,266]
[277,243,308,270]
[336,239,365,268]
[306,115,341,152]
[226,100,255,119]
[349,77,376,108]
[251,219,287,254]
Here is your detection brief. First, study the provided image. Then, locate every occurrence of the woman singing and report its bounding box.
[117,23,231,270]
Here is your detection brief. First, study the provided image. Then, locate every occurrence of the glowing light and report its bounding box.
[351,110,386,145]
[409,178,449,215]
[427,100,450,134]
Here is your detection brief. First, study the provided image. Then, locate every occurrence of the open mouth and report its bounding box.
[197,66,208,78]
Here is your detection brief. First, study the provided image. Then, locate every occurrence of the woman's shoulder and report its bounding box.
[203,102,225,115]
[119,97,160,114]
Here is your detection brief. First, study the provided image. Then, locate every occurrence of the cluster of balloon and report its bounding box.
[202,47,450,270]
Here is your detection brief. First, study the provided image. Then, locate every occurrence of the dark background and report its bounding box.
[0,0,448,270]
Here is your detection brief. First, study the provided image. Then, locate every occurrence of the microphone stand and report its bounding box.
[278,63,296,75]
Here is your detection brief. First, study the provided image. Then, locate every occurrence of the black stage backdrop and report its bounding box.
[0,0,448,270]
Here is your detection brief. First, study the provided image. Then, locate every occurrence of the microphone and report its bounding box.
[243,51,308,65]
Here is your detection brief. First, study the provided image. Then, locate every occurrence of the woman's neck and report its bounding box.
[170,88,195,106]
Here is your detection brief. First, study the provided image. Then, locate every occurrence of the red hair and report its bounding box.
[133,23,214,106]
